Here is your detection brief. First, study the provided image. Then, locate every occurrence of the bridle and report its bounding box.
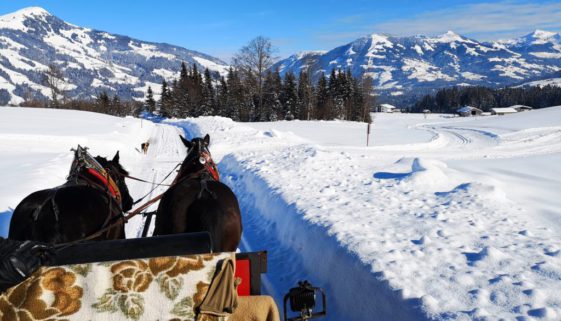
[177,142,220,183]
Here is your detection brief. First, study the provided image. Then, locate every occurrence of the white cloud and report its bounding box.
[372,1,561,40]
[316,1,561,46]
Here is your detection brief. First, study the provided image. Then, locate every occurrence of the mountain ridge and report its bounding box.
[0,7,229,105]
[273,29,561,100]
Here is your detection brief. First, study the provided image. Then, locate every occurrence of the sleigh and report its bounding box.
[0,233,325,321]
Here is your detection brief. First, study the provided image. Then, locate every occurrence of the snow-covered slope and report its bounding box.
[0,7,229,105]
[2,106,561,320]
[518,77,561,88]
[273,30,561,97]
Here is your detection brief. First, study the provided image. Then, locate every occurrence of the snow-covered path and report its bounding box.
[123,122,185,237]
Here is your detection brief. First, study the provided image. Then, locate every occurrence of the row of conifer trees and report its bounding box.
[145,63,373,123]
[411,85,561,113]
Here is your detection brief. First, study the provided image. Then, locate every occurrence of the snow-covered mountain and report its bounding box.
[0,7,229,105]
[273,30,561,97]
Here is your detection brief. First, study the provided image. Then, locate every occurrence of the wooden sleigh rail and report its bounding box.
[51,232,214,265]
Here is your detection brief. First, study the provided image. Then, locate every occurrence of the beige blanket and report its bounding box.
[230,296,280,321]
[0,252,237,321]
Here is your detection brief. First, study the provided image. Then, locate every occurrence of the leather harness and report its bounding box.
[32,146,124,240]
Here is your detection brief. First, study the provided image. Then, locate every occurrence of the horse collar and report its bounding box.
[84,168,123,206]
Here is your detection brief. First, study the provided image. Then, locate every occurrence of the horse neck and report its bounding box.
[174,158,202,182]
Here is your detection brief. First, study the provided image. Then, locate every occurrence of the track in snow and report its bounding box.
[125,123,185,237]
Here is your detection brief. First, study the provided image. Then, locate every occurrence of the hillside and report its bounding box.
[0,7,228,105]
[273,30,561,99]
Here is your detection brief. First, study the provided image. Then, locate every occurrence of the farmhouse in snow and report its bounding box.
[491,107,518,116]
[457,106,483,117]
[511,105,533,112]
[378,104,398,113]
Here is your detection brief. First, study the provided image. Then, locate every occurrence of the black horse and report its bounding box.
[9,151,133,244]
[154,134,242,252]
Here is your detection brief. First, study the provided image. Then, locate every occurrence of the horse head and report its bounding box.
[177,134,219,181]
[95,152,134,212]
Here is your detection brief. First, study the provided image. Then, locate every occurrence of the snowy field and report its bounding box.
[1,106,561,321]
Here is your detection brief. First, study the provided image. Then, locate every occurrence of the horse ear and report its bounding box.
[203,134,210,146]
[180,135,192,148]
[112,151,120,163]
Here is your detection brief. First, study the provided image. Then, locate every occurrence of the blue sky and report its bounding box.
[1,0,560,62]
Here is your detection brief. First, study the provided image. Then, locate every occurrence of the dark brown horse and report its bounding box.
[153,134,242,252]
[9,151,133,244]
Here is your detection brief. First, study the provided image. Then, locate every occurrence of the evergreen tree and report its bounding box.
[201,68,215,116]
[328,69,344,119]
[145,86,156,114]
[316,73,329,120]
[175,62,191,117]
[267,69,283,121]
[226,67,242,121]
[96,91,110,114]
[297,70,313,120]
[282,71,298,120]
[343,69,354,120]
[170,79,184,117]
[216,76,228,116]
[261,70,283,121]
[159,80,172,117]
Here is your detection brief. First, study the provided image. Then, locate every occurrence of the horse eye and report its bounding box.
[199,157,206,164]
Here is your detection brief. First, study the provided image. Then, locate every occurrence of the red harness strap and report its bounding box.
[201,151,220,181]
[86,168,120,201]
[204,162,220,181]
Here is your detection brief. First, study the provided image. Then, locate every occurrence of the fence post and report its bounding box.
[367,122,371,146]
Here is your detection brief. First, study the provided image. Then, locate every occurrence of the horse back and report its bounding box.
[9,188,53,241]
[155,179,242,252]
[9,185,122,244]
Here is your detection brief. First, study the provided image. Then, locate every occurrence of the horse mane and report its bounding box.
[94,156,129,176]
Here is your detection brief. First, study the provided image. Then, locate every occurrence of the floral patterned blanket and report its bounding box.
[0,252,236,321]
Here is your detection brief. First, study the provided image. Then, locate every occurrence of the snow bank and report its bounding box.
[169,109,561,321]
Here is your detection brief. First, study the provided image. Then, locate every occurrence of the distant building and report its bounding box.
[378,104,397,113]
[457,106,483,117]
[491,107,518,116]
[510,105,533,112]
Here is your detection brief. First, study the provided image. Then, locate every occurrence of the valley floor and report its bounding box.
[1,107,561,320]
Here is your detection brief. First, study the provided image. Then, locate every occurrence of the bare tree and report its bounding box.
[43,64,67,107]
[232,36,276,120]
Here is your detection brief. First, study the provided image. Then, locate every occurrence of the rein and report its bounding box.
[53,192,165,250]
[124,174,173,187]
